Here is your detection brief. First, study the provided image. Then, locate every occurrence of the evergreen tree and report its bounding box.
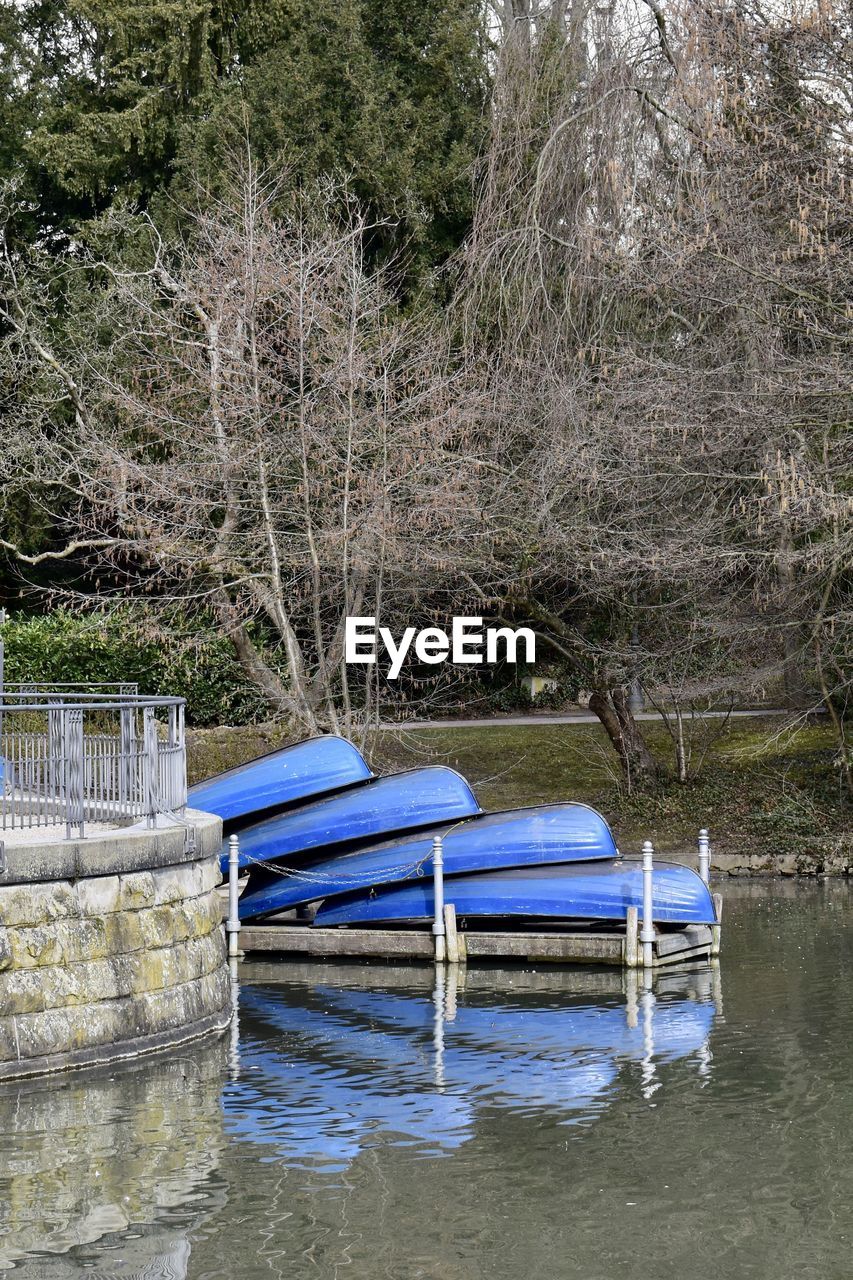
[1,0,488,274]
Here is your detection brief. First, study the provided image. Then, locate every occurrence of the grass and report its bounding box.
[187,715,849,872]
[371,716,848,868]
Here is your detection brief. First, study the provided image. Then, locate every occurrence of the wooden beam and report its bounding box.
[625,906,639,968]
[238,919,716,968]
[444,903,461,965]
[712,894,723,957]
[240,924,435,960]
[656,925,713,957]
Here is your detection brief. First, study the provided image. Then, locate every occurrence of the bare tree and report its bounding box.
[0,159,459,739]
[452,0,851,790]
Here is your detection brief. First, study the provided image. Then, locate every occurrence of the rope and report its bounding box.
[237,847,433,885]
[235,815,475,887]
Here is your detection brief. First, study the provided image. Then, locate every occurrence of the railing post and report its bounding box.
[63,707,85,840]
[119,700,137,815]
[177,702,187,813]
[641,839,655,969]
[432,834,446,964]
[698,828,711,884]
[143,706,158,827]
[47,707,62,810]
[227,833,242,959]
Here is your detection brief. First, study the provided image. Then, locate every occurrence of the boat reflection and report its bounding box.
[0,1041,228,1275]
[225,961,722,1172]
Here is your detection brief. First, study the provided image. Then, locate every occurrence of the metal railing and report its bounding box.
[0,688,187,839]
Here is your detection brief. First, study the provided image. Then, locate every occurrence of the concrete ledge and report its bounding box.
[0,808,221,885]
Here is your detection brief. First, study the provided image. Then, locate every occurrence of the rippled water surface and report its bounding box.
[2,880,852,1279]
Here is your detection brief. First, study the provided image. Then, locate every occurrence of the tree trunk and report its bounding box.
[215,595,319,733]
[589,687,661,789]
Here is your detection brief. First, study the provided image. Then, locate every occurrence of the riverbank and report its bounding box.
[186,715,848,875]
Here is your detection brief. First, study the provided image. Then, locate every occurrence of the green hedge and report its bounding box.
[0,610,270,727]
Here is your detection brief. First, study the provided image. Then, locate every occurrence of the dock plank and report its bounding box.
[237,921,714,968]
[656,925,713,958]
[240,924,435,960]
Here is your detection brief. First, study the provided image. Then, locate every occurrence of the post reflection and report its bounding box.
[0,1041,228,1275]
[226,960,722,1172]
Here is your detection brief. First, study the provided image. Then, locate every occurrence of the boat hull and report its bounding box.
[222,766,481,873]
[314,860,718,927]
[189,735,372,829]
[238,802,618,920]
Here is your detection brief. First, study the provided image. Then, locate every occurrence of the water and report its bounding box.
[2,880,852,1279]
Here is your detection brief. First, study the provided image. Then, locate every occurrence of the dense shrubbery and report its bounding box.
[0,611,270,727]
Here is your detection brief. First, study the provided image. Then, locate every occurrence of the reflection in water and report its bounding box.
[0,1041,228,1275]
[5,883,853,1279]
[224,962,719,1172]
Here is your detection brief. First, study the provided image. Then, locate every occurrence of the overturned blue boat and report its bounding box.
[191,734,719,953]
[315,859,717,928]
[189,735,372,830]
[222,766,481,874]
[237,802,618,920]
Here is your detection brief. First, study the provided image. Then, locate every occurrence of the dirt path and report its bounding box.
[376,708,792,731]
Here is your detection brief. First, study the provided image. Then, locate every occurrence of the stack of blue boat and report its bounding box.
[189,734,716,928]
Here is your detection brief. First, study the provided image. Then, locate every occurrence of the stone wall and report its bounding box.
[0,809,230,1080]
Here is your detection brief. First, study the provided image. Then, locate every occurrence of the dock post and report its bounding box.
[698,828,711,884]
[711,892,723,957]
[227,833,242,960]
[641,840,655,969]
[432,834,446,964]
[625,905,639,968]
[444,902,460,965]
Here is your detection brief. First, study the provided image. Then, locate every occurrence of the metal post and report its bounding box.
[432,834,446,964]
[641,839,655,969]
[698,828,710,884]
[227,833,242,960]
[63,707,85,840]
[119,701,137,815]
[143,706,158,828]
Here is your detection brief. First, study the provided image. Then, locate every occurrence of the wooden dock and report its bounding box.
[237,915,716,969]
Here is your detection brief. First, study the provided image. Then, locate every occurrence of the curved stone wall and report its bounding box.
[0,809,230,1080]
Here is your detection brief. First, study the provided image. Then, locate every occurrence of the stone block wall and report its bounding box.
[0,809,230,1079]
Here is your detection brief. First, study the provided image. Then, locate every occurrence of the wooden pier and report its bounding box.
[236,907,718,969]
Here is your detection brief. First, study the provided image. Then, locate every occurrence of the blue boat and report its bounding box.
[189,735,372,829]
[314,859,717,927]
[237,803,618,920]
[222,766,481,873]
